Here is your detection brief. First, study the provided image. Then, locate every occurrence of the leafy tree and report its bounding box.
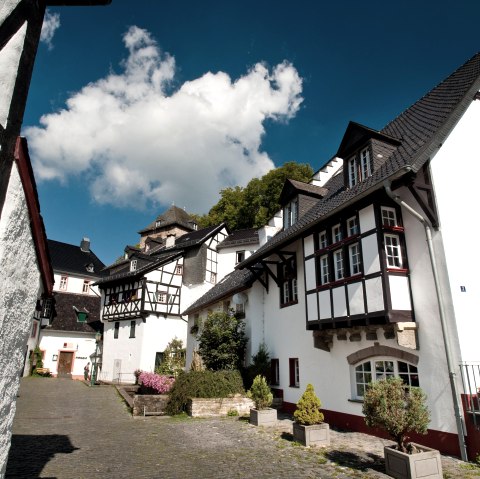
[155,338,186,377]
[362,378,430,453]
[192,162,313,230]
[294,383,324,425]
[197,311,248,371]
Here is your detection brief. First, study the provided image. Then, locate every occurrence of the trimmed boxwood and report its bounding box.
[166,369,245,415]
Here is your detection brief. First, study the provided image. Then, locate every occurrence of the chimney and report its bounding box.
[166,234,175,248]
[80,237,90,252]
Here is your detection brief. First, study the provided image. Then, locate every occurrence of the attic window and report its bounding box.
[348,147,373,187]
[155,220,162,228]
[130,260,137,272]
[283,197,299,229]
[86,263,94,273]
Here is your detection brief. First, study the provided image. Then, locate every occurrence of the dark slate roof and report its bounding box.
[217,228,259,250]
[183,268,255,315]
[46,292,102,333]
[138,205,197,234]
[47,239,106,278]
[241,52,480,268]
[279,179,328,205]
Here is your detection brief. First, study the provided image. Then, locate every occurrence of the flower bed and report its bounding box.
[138,372,175,394]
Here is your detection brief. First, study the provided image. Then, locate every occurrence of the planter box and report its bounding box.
[384,443,443,479]
[133,394,169,416]
[293,422,330,447]
[249,408,277,426]
[188,396,254,417]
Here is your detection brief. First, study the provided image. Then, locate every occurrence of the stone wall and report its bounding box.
[133,394,169,416]
[187,396,254,417]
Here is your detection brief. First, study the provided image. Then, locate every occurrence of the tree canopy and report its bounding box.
[193,162,313,231]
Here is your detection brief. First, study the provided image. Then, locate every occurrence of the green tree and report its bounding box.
[155,338,186,377]
[248,375,273,410]
[294,384,324,425]
[362,378,430,453]
[192,162,313,230]
[197,311,248,371]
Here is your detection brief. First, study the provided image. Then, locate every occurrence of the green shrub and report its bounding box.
[243,343,271,389]
[294,384,324,426]
[166,369,245,415]
[362,377,430,453]
[248,375,273,410]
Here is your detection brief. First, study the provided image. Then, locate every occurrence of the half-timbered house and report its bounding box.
[184,53,480,460]
[96,206,229,383]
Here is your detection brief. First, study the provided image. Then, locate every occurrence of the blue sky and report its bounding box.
[24,0,480,265]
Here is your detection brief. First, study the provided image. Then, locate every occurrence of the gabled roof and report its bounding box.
[279,178,328,205]
[46,292,102,334]
[48,239,105,278]
[241,52,480,269]
[217,228,259,250]
[183,268,255,315]
[138,204,197,235]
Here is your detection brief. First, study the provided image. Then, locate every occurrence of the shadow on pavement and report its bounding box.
[326,450,386,474]
[5,434,78,479]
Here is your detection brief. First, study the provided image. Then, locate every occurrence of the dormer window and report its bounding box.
[130,260,137,272]
[155,220,162,228]
[283,197,298,229]
[86,263,94,273]
[348,147,373,187]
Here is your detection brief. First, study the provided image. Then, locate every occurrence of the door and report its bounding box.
[57,352,74,377]
[113,359,122,383]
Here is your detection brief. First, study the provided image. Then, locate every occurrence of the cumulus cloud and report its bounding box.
[26,26,303,212]
[40,10,60,50]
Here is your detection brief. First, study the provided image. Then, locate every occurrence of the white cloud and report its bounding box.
[26,26,303,213]
[40,10,60,50]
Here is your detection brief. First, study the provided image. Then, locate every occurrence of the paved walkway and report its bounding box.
[6,378,479,478]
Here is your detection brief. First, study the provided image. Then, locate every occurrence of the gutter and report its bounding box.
[384,180,468,461]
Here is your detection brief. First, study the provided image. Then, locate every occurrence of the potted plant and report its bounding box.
[362,377,442,479]
[293,383,330,447]
[248,374,277,426]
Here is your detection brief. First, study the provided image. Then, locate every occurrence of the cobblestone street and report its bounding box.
[6,378,478,478]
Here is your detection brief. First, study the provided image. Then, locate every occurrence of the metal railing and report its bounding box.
[459,362,480,428]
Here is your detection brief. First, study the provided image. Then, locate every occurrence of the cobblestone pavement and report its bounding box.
[6,378,480,479]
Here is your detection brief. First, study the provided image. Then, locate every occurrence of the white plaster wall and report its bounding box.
[359,204,375,233]
[428,99,480,362]
[0,163,42,475]
[53,273,100,295]
[388,275,412,311]
[39,331,97,378]
[361,234,380,275]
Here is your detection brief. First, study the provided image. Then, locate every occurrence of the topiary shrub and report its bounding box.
[166,369,245,415]
[248,375,273,410]
[362,377,430,453]
[293,384,324,426]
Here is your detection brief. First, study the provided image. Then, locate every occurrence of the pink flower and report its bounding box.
[139,372,175,394]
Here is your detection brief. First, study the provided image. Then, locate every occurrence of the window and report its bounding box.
[279,258,298,306]
[347,216,359,236]
[348,147,373,187]
[385,234,402,268]
[155,352,164,369]
[284,198,299,229]
[41,298,53,319]
[320,255,329,285]
[59,276,68,291]
[82,280,90,294]
[333,249,344,281]
[271,359,280,386]
[31,320,38,338]
[155,291,167,303]
[114,322,119,339]
[175,265,183,275]
[130,260,137,272]
[349,243,361,275]
[353,359,419,399]
[129,321,136,338]
[236,250,245,264]
[155,220,162,228]
[319,230,328,250]
[332,224,342,243]
[381,206,398,227]
[289,358,299,387]
[235,302,245,318]
[210,272,217,284]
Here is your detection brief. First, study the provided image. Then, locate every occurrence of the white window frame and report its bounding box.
[175,265,183,275]
[360,148,371,179]
[348,156,358,187]
[332,224,342,243]
[292,278,298,302]
[283,281,290,304]
[155,291,168,303]
[381,206,398,227]
[333,249,344,281]
[236,250,245,265]
[210,272,217,284]
[294,358,300,387]
[320,255,329,285]
[319,230,328,249]
[349,243,361,275]
[352,358,419,399]
[385,233,402,268]
[82,280,90,294]
[347,216,359,236]
[59,276,68,291]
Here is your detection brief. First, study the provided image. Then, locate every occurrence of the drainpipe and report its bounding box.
[384,181,468,462]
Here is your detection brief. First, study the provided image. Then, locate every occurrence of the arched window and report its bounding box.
[352,358,419,399]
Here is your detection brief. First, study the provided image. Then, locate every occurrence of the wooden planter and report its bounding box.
[384,443,443,479]
[249,408,277,426]
[293,422,330,447]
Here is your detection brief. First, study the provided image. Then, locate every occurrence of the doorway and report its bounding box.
[57,351,74,377]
